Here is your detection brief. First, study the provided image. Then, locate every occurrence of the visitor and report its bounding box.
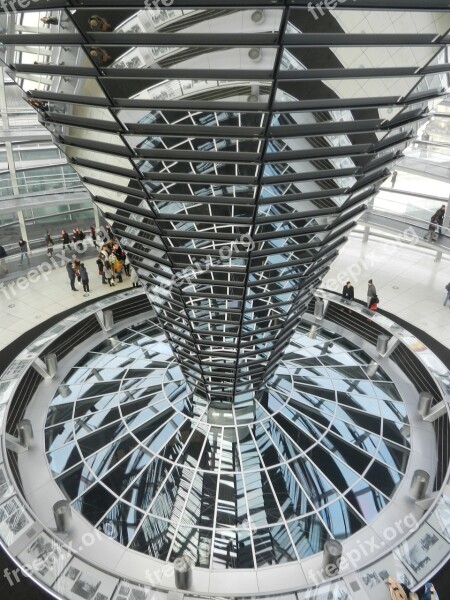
[433,204,446,237]
[66,262,77,291]
[444,282,450,307]
[79,263,90,296]
[424,214,439,242]
[367,279,376,307]
[18,238,30,265]
[342,281,354,301]
[96,254,106,284]
[46,233,54,257]
[41,16,59,25]
[61,229,71,251]
[131,267,139,287]
[88,15,111,31]
[90,225,99,249]
[89,47,111,64]
[104,261,114,287]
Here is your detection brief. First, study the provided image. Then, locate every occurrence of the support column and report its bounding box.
[17,420,33,448]
[93,204,101,231]
[53,500,72,533]
[174,556,192,590]
[362,225,370,243]
[322,540,343,578]
[17,209,28,243]
[376,334,389,355]
[418,392,433,418]
[410,470,430,501]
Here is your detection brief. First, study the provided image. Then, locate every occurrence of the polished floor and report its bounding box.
[0,254,132,350]
[0,233,448,353]
[324,232,450,349]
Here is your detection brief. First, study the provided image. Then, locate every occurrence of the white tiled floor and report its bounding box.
[0,256,131,350]
[0,234,449,353]
[323,233,450,349]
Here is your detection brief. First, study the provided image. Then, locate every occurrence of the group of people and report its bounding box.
[342,279,379,311]
[66,259,90,295]
[60,226,98,252]
[96,240,138,288]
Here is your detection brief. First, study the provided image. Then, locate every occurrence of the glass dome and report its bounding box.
[45,322,410,569]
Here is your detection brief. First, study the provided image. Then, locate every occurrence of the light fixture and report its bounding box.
[248,48,261,61]
[247,84,260,103]
[251,10,264,23]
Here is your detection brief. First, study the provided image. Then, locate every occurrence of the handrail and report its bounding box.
[362,206,450,240]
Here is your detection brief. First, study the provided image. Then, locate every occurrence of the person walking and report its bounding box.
[61,229,71,251]
[444,282,450,307]
[66,262,77,291]
[46,234,55,257]
[90,225,99,250]
[18,238,30,265]
[0,244,8,274]
[105,224,114,240]
[342,281,354,301]
[367,279,376,307]
[79,263,90,296]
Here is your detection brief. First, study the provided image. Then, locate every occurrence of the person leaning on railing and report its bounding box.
[342,281,354,301]
[433,204,446,237]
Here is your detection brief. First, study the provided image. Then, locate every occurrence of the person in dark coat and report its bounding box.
[61,229,71,251]
[105,224,114,240]
[424,214,439,242]
[342,281,354,301]
[79,263,90,296]
[433,204,446,236]
[66,262,77,291]
[96,254,106,284]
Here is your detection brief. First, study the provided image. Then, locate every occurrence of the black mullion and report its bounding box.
[230,2,291,401]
